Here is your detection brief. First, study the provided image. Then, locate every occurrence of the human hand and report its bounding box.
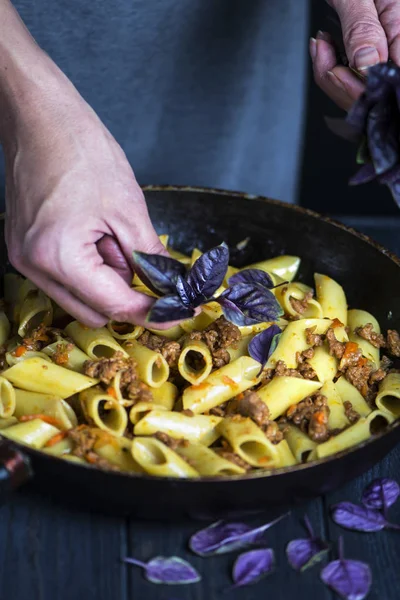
[2,68,166,328]
[310,0,400,111]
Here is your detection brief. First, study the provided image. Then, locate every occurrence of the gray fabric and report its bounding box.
[5,0,309,204]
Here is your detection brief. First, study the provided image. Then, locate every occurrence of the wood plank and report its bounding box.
[0,490,127,600]
[126,499,332,600]
[324,446,400,600]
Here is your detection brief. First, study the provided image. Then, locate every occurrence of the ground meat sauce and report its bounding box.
[227,391,270,427]
[326,328,346,359]
[68,425,119,471]
[296,349,317,380]
[52,342,74,366]
[305,326,324,347]
[285,393,330,442]
[274,360,303,378]
[84,351,133,385]
[387,329,400,357]
[22,324,63,352]
[355,323,386,348]
[289,290,313,315]
[263,421,284,444]
[187,316,241,369]
[217,442,252,471]
[137,330,181,369]
[154,431,188,450]
[343,400,360,424]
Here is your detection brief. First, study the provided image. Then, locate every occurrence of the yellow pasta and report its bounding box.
[107,321,144,341]
[178,339,213,385]
[95,437,143,472]
[131,437,199,478]
[43,437,74,456]
[18,289,53,337]
[257,377,322,420]
[134,410,222,446]
[1,418,60,449]
[65,321,128,359]
[148,325,184,340]
[227,335,251,362]
[5,349,52,368]
[307,345,338,383]
[375,372,400,417]
[217,416,296,468]
[0,417,18,430]
[0,376,16,418]
[129,402,168,425]
[175,442,246,475]
[2,357,97,398]
[284,424,317,463]
[314,273,347,325]
[123,340,169,388]
[80,386,128,436]
[42,340,90,373]
[167,247,191,264]
[274,282,323,319]
[246,255,300,282]
[347,309,381,366]
[151,381,179,410]
[13,389,77,430]
[180,311,216,334]
[320,380,349,430]
[182,356,260,414]
[334,376,371,417]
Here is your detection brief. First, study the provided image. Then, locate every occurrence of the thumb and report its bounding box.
[332,0,388,71]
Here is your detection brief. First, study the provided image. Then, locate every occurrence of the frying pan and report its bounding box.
[0,185,400,520]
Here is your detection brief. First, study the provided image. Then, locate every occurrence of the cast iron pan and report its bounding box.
[0,186,399,520]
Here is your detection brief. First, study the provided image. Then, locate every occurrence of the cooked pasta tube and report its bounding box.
[0,417,18,429]
[175,442,246,476]
[65,321,128,359]
[190,247,202,266]
[347,309,381,366]
[0,311,10,346]
[107,321,144,341]
[18,289,53,337]
[2,357,97,398]
[148,325,184,340]
[227,335,250,362]
[167,247,191,264]
[257,377,323,420]
[123,340,169,388]
[151,381,178,410]
[61,455,87,465]
[1,418,60,448]
[42,340,90,373]
[245,255,300,282]
[178,339,213,385]
[284,424,317,463]
[95,436,143,472]
[0,376,16,418]
[13,389,77,430]
[80,387,128,436]
[134,410,222,446]
[307,345,338,383]
[274,282,323,319]
[335,376,371,417]
[375,372,400,417]
[6,349,52,367]
[314,273,347,325]
[217,417,296,468]
[320,380,349,430]
[13,278,37,322]
[267,318,346,369]
[131,437,199,478]
[131,284,158,298]
[129,402,168,425]
[314,410,394,459]
[180,311,216,334]
[182,356,260,414]
[159,234,169,247]
[43,437,74,456]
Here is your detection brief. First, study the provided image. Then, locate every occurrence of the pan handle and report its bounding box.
[0,439,32,500]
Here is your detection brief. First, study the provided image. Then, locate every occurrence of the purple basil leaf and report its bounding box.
[248,325,281,369]
[286,538,329,572]
[367,96,399,175]
[362,478,400,512]
[189,514,287,557]
[232,548,274,587]
[218,283,283,325]
[228,268,274,289]
[217,297,259,327]
[132,251,187,295]
[321,558,372,600]
[184,244,229,307]
[331,501,387,532]
[147,295,195,323]
[175,275,193,307]
[123,555,201,585]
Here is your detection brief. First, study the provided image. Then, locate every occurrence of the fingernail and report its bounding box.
[327,71,348,95]
[316,30,330,42]
[354,47,380,71]
[309,37,317,61]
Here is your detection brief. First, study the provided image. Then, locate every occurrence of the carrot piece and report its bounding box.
[14,346,27,357]
[331,318,344,328]
[44,431,68,447]
[106,387,117,399]
[343,342,359,360]
[357,357,368,367]
[19,414,62,428]
[313,411,326,424]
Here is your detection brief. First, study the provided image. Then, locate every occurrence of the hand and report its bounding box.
[3,69,166,328]
[310,0,400,111]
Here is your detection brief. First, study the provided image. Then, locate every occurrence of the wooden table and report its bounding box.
[1,216,399,600]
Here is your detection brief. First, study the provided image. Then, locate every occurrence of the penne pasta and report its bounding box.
[274,282,323,319]
[134,410,222,446]
[95,436,143,472]
[227,335,250,362]
[148,325,184,340]
[43,437,74,456]
[319,380,349,430]
[180,311,216,334]
[65,321,128,359]
[2,357,97,398]
[314,273,347,325]
[131,437,199,478]
[246,255,300,282]
[5,349,52,368]
[107,321,144,341]
[182,356,260,414]
[335,376,371,417]
[80,386,128,436]
[167,247,191,264]
[13,389,78,430]
[178,339,213,385]
[1,418,60,448]
[284,424,317,463]
[151,381,178,410]
[175,442,246,476]
[375,372,400,417]
[217,416,296,468]
[307,345,338,383]
[347,309,381,366]
[18,289,53,338]
[123,340,169,388]
[257,377,322,420]
[129,402,168,425]
[0,416,18,429]
[0,376,16,418]
[42,340,90,373]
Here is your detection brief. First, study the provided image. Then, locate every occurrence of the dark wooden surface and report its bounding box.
[0,217,399,600]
